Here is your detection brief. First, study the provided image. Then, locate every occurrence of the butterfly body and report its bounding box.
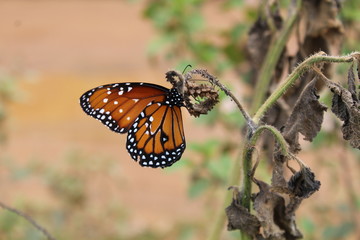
[80,82,186,168]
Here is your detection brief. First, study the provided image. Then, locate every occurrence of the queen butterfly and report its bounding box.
[80,82,186,168]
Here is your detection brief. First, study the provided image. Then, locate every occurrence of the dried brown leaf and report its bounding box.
[347,63,358,101]
[247,12,283,72]
[327,69,360,149]
[253,180,285,239]
[225,188,261,238]
[301,0,344,55]
[288,167,321,198]
[253,180,303,240]
[282,78,327,153]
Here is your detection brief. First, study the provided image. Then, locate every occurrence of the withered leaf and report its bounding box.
[247,10,283,73]
[288,167,321,198]
[282,78,327,153]
[253,180,285,239]
[347,63,358,102]
[328,77,360,149]
[253,180,302,239]
[357,59,360,92]
[271,148,288,188]
[332,92,348,121]
[225,189,261,237]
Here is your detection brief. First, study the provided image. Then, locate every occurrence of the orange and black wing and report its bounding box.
[80,83,186,168]
[80,82,169,133]
[126,88,186,168]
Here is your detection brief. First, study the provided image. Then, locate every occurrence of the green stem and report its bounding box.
[252,52,357,124]
[241,125,289,207]
[250,0,302,115]
[207,125,288,240]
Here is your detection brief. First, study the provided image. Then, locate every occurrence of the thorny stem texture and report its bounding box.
[210,78,257,134]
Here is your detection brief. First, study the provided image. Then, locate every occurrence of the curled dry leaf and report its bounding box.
[271,146,288,189]
[252,180,302,240]
[225,187,261,238]
[347,63,358,102]
[301,0,344,56]
[288,167,321,198]
[282,78,327,153]
[328,66,360,149]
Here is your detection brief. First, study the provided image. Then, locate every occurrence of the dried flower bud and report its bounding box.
[165,69,220,117]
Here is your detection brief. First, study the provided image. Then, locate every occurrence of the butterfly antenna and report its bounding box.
[182,64,193,74]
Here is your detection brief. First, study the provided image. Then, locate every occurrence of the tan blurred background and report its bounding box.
[0,0,207,238]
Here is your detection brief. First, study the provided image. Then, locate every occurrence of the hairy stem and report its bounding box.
[252,52,358,124]
[208,126,288,240]
[186,69,257,133]
[241,125,289,208]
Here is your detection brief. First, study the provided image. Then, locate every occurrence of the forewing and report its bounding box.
[80,82,168,133]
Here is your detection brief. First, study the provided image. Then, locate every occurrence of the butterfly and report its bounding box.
[79,82,186,168]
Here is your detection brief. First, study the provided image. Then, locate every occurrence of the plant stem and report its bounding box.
[186,69,257,133]
[0,201,56,240]
[241,125,288,209]
[211,79,257,133]
[207,125,288,240]
[252,52,358,124]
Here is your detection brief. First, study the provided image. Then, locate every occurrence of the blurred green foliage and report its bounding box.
[144,0,251,73]
[0,72,19,144]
